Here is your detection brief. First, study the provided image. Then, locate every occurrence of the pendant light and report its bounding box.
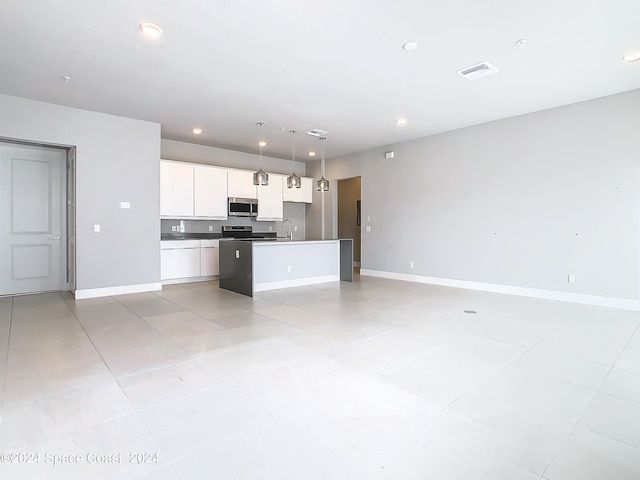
[316,136,329,192]
[253,122,269,186]
[286,129,301,188]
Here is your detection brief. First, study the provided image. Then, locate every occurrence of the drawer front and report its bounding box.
[200,239,220,248]
[161,240,201,249]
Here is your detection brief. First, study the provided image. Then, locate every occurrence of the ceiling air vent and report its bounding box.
[305,128,328,137]
[457,61,498,80]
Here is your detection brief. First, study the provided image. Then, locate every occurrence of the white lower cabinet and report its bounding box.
[161,240,219,281]
[200,240,220,276]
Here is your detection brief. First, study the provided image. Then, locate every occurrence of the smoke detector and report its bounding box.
[305,128,328,137]
[457,61,499,80]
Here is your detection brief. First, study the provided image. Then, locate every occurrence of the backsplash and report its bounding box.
[161,217,263,234]
[161,203,307,238]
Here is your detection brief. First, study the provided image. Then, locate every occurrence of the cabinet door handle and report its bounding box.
[50,236,61,242]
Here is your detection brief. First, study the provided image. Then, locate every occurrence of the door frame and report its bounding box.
[0,137,76,295]
[335,176,362,268]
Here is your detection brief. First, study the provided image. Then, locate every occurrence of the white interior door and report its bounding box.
[0,143,66,295]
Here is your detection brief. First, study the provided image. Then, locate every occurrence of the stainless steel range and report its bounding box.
[221,225,268,239]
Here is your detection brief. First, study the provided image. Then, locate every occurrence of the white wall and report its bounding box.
[161,139,306,175]
[310,89,640,304]
[0,94,161,293]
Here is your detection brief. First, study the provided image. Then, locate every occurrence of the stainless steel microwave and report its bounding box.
[228,197,258,217]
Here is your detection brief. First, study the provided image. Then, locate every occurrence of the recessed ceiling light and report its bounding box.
[396,118,408,126]
[403,42,418,51]
[516,39,526,47]
[623,50,640,62]
[140,22,163,37]
[192,127,203,135]
[308,151,316,157]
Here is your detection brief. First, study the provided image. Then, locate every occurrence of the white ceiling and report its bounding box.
[1,0,639,161]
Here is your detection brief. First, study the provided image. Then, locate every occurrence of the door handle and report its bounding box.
[50,236,61,242]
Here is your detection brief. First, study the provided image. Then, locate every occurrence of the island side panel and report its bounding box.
[340,239,353,282]
[252,241,340,292]
[219,240,254,297]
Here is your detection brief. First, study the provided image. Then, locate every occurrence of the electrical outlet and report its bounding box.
[269,226,272,231]
[171,225,177,232]
[93,224,101,233]
[410,261,414,269]
[208,226,213,232]
[568,274,576,284]
[365,226,371,232]
[294,226,298,231]
[287,265,292,272]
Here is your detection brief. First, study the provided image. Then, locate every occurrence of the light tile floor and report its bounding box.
[0,276,639,479]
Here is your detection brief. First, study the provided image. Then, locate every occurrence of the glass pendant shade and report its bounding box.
[253,168,269,186]
[316,177,329,192]
[253,122,269,186]
[286,129,301,189]
[316,136,329,192]
[287,173,301,188]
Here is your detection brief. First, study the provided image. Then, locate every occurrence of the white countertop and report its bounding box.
[252,239,341,246]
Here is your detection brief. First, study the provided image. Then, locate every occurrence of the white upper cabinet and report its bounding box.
[194,165,227,219]
[257,174,284,221]
[160,160,194,217]
[227,169,257,199]
[282,176,313,203]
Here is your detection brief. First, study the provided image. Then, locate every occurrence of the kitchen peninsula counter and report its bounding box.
[219,238,353,296]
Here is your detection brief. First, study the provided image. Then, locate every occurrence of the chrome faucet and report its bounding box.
[282,219,293,241]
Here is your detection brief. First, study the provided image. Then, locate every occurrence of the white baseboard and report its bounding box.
[73,282,163,300]
[360,269,640,311]
[162,275,217,286]
[254,274,340,293]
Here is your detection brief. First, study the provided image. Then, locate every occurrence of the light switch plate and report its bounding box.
[93,224,101,233]
[235,250,240,259]
[365,226,371,232]
[119,201,131,209]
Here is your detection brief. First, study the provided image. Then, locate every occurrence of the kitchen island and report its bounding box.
[219,239,353,296]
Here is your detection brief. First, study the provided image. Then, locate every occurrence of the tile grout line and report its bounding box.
[61,292,119,379]
[60,293,178,478]
[112,296,193,356]
[538,320,640,479]
[65,293,207,382]
[340,323,557,478]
